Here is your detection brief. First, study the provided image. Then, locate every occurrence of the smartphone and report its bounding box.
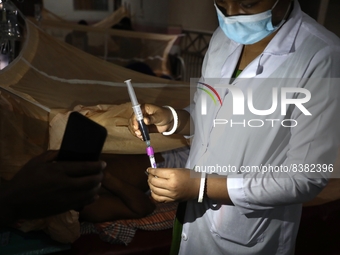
[57,111,107,161]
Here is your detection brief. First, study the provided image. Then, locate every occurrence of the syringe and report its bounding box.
[124,79,151,147]
[124,79,157,168]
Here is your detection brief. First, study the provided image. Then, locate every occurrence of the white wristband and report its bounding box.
[198,172,206,203]
[162,106,178,136]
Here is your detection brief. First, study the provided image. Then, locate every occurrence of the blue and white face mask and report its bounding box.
[215,0,289,45]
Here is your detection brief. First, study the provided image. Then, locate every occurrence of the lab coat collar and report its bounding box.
[263,0,302,56]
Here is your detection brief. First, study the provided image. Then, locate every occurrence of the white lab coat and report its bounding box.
[179,1,340,254]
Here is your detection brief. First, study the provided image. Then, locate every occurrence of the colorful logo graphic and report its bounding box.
[198,82,222,115]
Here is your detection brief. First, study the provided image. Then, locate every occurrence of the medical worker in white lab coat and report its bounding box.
[129,0,340,254]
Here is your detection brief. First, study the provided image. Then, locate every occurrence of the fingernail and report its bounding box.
[101,161,107,169]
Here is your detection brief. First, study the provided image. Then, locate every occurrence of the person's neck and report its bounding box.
[237,32,277,70]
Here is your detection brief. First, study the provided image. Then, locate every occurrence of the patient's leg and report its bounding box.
[80,173,155,222]
[79,153,163,223]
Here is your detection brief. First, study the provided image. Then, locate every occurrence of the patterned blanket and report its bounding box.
[80,201,178,245]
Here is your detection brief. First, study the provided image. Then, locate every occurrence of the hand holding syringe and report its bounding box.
[124,79,156,168]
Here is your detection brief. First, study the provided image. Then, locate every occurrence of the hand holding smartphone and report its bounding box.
[57,111,107,161]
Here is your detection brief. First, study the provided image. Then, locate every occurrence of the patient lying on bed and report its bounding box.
[14,151,174,244]
[14,103,189,243]
[48,103,189,223]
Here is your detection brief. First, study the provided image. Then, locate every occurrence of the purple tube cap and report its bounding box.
[146,146,154,156]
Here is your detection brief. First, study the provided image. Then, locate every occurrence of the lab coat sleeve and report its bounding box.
[228,48,340,214]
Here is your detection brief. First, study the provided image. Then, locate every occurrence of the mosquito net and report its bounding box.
[0,16,190,181]
[40,7,68,22]
[42,5,129,29]
[91,5,130,29]
[36,6,178,77]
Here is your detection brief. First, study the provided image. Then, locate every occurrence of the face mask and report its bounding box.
[215,0,288,45]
